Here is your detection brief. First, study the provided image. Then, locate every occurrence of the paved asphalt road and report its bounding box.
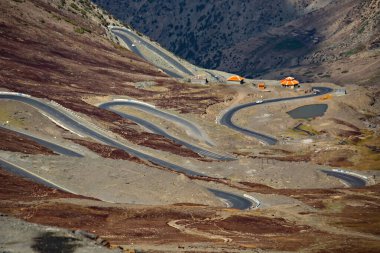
[0,125,83,157]
[0,93,253,210]
[112,30,183,78]
[208,189,253,210]
[99,100,214,146]
[322,170,366,187]
[0,158,77,194]
[220,87,333,145]
[0,94,205,177]
[111,27,193,77]
[98,105,234,161]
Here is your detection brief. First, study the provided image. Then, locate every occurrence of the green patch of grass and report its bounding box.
[70,2,80,11]
[324,200,346,213]
[64,18,77,26]
[74,27,91,34]
[344,44,366,57]
[291,123,320,136]
[345,130,380,170]
[274,38,305,51]
[0,109,25,128]
[298,124,320,135]
[51,14,62,21]
[358,20,368,34]
[80,9,87,16]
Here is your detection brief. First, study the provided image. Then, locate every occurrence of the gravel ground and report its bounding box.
[0,214,120,253]
[0,152,223,207]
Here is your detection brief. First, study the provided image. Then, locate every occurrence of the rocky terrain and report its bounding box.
[1,0,380,252]
[1,166,380,252]
[0,0,226,159]
[93,0,380,85]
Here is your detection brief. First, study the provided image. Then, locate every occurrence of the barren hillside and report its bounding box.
[0,0,226,158]
[93,0,380,85]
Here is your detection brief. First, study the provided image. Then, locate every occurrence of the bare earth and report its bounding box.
[0,0,379,252]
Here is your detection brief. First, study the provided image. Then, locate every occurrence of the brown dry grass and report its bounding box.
[0,127,56,155]
[0,0,225,159]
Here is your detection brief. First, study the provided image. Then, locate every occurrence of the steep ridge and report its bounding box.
[93,0,380,85]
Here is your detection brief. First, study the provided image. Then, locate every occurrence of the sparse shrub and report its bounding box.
[52,14,61,21]
[274,38,304,51]
[70,3,80,11]
[344,44,366,57]
[80,9,87,16]
[64,18,76,26]
[358,20,368,34]
[74,27,91,34]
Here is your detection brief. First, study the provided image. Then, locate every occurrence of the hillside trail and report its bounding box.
[167,212,233,243]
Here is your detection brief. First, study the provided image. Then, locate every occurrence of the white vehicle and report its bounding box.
[256,100,264,104]
[131,43,135,47]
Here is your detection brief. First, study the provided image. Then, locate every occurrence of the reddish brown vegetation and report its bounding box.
[201,215,309,234]
[66,138,145,163]
[325,184,380,236]
[0,0,223,159]
[111,127,202,159]
[0,127,56,155]
[0,169,93,201]
[1,169,380,251]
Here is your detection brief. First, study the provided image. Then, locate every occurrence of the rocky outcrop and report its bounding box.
[93,0,380,85]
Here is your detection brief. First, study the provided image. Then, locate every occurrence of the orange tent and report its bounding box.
[280,76,299,86]
[227,75,245,82]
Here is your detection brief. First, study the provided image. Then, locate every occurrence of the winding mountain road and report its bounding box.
[0,158,77,194]
[219,86,369,187]
[209,189,253,209]
[98,103,233,161]
[220,87,333,145]
[322,170,366,187]
[0,92,254,210]
[111,27,193,77]
[0,125,83,157]
[112,29,183,78]
[99,99,215,146]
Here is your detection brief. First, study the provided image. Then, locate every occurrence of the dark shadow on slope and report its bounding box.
[32,232,80,253]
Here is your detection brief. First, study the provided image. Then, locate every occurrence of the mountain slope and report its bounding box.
[0,0,224,158]
[93,0,380,85]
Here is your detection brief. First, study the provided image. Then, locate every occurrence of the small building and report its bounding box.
[227,75,245,84]
[280,76,300,89]
[258,82,266,90]
[335,88,347,96]
[190,75,208,85]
